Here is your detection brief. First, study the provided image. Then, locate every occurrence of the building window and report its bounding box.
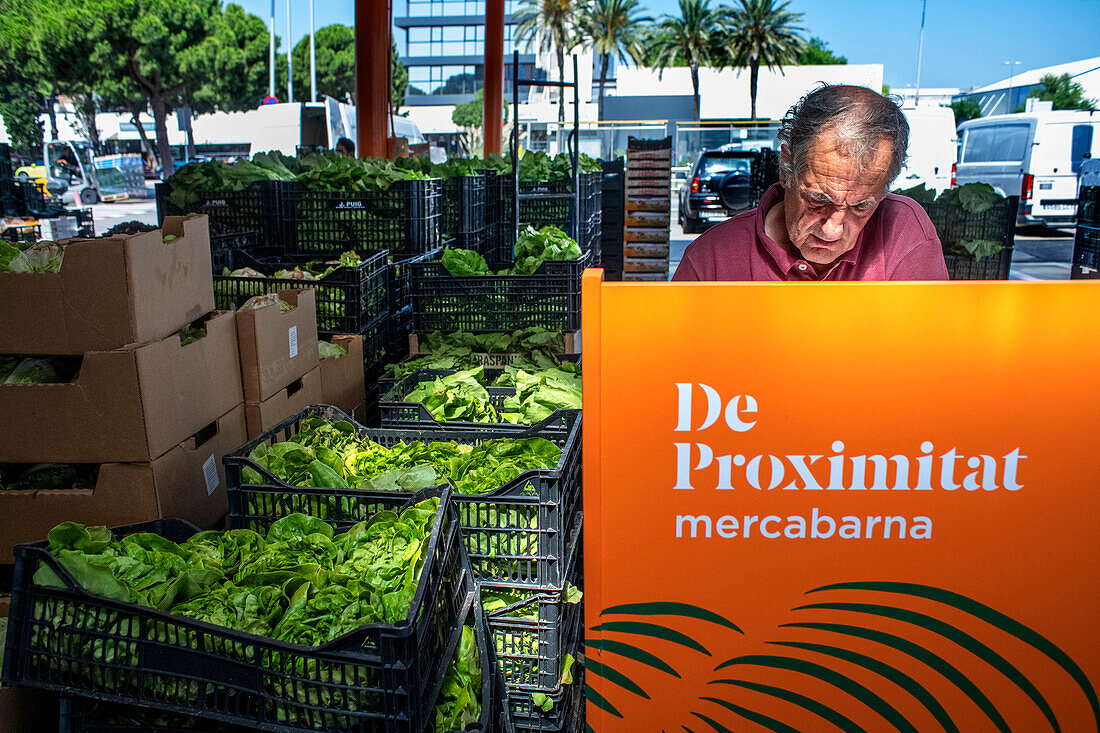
[406,0,484,16]
[407,64,483,95]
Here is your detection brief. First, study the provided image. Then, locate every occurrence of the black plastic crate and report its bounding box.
[224,405,582,588]
[156,180,284,249]
[1071,224,1100,279]
[484,527,582,691]
[378,353,582,400]
[507,643,583,732]
[944,249,1014,280]
[387,248,442,362]
[1078,186,1099,228]
[282,179,442,257]
[57,598,501,733]
[518,182,575,243]
[443,175,487,239]
[380,369,580,431]
[212,248,389,334]
[479,170,504,263]
[411,250,590,333]
[3,488,471,733]
[921,196,1018,281]
[75,207,95,238]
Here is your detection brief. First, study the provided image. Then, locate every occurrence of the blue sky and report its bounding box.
[237,0,1099,91]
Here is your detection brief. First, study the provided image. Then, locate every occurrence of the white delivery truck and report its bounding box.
[955,107,1098,226]
[246,97,437,159]
[896,106,958,194]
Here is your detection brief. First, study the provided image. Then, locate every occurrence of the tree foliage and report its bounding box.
[513,0,582,122]
[291,24,354,101]
[648,0,720,121]
[797,36,845,65]
[1021,73,1096,112]
[578,0,651,121]
[0,0,46,151]
[719,0,805,119]
[187,3,271,112]
[946,98,982,125]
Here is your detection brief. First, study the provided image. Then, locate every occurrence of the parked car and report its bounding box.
[954,108,1098,227]
[678,149,756,233]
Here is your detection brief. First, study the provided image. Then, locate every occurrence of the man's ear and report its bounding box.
[778,144,790,188]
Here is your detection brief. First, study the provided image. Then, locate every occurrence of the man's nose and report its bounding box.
[821,208,846,240]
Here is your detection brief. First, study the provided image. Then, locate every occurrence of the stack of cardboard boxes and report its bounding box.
[237,288,322,439]
[234,287,366,436]
[0,215,247,564]
[623,138,674,281]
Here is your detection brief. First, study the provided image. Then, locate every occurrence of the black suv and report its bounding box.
[678,149,769,233]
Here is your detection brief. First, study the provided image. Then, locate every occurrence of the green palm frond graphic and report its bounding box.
[706,679,869,733]
[809,581,1100,726]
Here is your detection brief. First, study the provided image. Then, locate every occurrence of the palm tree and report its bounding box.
[648,0,719,122]
[513,0,582,123]
[578,0,651,121]
[719,0,805,120]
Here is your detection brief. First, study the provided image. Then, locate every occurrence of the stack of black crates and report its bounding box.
[599,159,626,280]
[157,176,448,424]
[1071,183,1099,279]
[918,195,1019,280]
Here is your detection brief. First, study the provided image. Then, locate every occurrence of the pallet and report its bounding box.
[624,255,669,274]
[624,242,669,258]
[625,198,671,213]
[623,271,668,281]
[625,211,670,227]
[624,226,670,244]
[625,186,671,197]
[625,148,673,162]
[100,192,129,203]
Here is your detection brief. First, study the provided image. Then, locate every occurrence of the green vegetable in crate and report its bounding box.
[31,500,440,707]
[420,327,568,356]
[0,241,65,272]
[1,357,67,384]
[496,367,582,425]
[243,417,561,496]
[239,293,294,312]
[432,622,482,732]
[936,182,1001,214]
[403,367,499,423]
[512,225,582,274]
[318,340,348,360]
[441,247,492,276]
[532,653,576,712]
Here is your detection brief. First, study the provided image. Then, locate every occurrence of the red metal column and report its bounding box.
[483,0,504,154]
[355,0,392,157]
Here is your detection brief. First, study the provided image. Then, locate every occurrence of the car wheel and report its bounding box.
[682,213,700,234]
[79,187,99,205]
[16,172,29,182]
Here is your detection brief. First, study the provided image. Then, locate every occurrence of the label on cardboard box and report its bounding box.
[289,326,298,359]
[202,454,219,495]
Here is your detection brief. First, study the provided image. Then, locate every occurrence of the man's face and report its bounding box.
[780,134,893,266]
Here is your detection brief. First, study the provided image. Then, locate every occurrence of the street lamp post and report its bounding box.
[309,0,316,102]
[914,0,926,106]
[287,0,293,103]
[1004,60,1021,113]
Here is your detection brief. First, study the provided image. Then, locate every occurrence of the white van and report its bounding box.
[955,109,1098,226]
[897,106,957,194]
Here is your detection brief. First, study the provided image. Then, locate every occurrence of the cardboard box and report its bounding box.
[319,334,365,416]
[0,686,58,733]
[407,331,581,364]
[236,288,320,403]
[0,214,215,355]
[0,311,243,464]
[0,403,245,563]
[245,365,322,439]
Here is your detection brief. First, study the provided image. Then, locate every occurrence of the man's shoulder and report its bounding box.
[676,209,759,280]
[876,193,939,241]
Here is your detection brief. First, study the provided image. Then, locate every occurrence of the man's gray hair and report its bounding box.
[777,84,909,189]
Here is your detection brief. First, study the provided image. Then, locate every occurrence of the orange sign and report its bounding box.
[582,270,1100,733]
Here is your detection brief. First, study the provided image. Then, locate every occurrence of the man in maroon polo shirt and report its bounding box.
[673,85,948,281]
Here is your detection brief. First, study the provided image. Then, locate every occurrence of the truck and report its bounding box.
[15,140,102,204]
[954,107,1098,227]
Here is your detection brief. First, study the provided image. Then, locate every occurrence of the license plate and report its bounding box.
[701,212,727,220]
[1044,204,1075,211]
